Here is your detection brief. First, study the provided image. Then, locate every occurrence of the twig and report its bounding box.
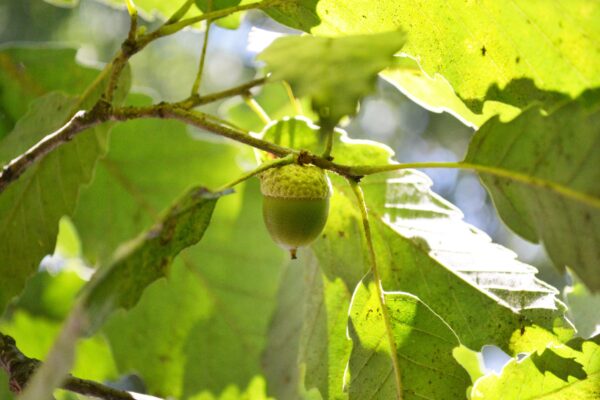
[191,0,213,96]
[243,93,271,124]
[212,153,295,192]
[347,179,404,400]
[0,101,110,194]
[176,77,267,109]
[0,331,134,399]
[166,0,195,24]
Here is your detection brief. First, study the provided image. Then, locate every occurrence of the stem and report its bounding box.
[0,332,134,399]
[347,179,403,400]
[110,106,291,157]
[282,81,303,115]
[243,93,271,124]
[191,0,213,96]
[125,0,137,18]
[191,22,212,95]
[167,0,195,23]
[348,161,600,210]
[321,124,334,159]
[177,77,267,109]
[213,154,295,192]
[150,1,270,39]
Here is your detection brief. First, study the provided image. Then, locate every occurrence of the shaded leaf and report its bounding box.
[0,46,98,137]
[471,341,600,399]
[195,0,249,29]
[464,90,600,291]
[258,31,406,124]
[99,180,284,397]
[73,94,247,262]
[0,53,130,315]
[82,186,226,333]
[346,278,470,399]
[566,282,600,339]
[268,0,600,120]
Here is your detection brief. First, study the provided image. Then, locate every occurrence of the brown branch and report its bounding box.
[0,332,134,399]
[0,101,111,194]
[0,74,369,196]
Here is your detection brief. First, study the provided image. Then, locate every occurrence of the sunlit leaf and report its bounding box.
[259,118,572,399]
[268,0,600,121]
[471,341,600,399]
[346,278,470,399]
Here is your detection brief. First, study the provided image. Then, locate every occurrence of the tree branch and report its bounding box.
[0,101,111,194]
[0,331,134,399]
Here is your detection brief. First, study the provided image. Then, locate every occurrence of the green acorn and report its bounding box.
[259,163,331,259]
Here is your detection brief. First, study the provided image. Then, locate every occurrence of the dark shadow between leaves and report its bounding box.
[461,78,570,114]
[530,348,587,382]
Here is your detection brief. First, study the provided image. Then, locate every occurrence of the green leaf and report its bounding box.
[380,61,521,128]
[346,278,470,399]
[188,376,273,400]
[82,185,226,333]
[258,31,406,124]
[73,94,247,262]
[268,0,600,120]
[268,118,570,348]
[0,46,98,138]
[453,345,485,384]
[471,341,600,399]
[566,282,600,339]
[0,53,130,315]
[260,117,394,166]
[0,311,118,383]
[102,181,284,398]
[257,118,571,398]
[83,0,202,21]
[195,0,248,29]
[464,90,600,291]
[69,92,285,397]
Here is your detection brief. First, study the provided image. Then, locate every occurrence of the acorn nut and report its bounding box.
[259,163,331,259]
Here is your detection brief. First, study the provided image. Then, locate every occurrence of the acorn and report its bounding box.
[259,163,331,259]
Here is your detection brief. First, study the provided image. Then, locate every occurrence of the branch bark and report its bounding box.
[0,101,110,194]
[0,331,134,399]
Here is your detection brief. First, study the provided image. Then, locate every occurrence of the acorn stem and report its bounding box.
[212,154,295,192]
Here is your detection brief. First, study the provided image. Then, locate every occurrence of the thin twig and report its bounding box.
[347,179,404,400]
[191,0,213,95]
[177,77,267,109]
[0,331,134,399]
[212,153,295,192]
[166,0,196,24]
[243,93,271,124]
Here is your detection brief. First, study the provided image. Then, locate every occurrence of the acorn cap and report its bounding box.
[259,164,330,199]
